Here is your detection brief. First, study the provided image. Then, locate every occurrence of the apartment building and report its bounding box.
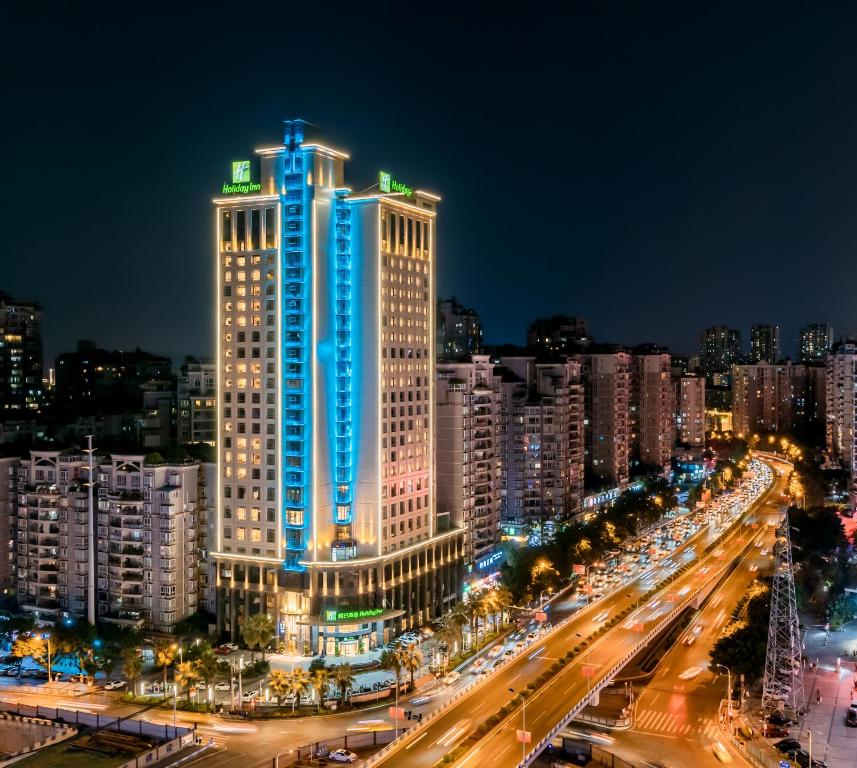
[211,121,463,655]
[436,298,483,360]
[675,375,705,447]
[800,323,833,363]
[498,357,584,543]
[826,343,857,479]
[0,457,18,591]
[0,293,43,416]
[436,356,501,568]
[732,361,814,436]
[574,351,630,487]
[749,324,780,364]
[177,360,217,445]
[630,349,674,472]
[15,449,200,632]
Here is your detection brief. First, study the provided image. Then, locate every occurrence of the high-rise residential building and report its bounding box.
[140,381,176,448]
[54,341,172,416]
[437,298,482,360]
[825,342,857,479]
[211,121,464,655]
[731,361,811,436]
[800,323,833,363]
[630,347,674,473]
[0,456,18,591]
[749,324,780,364]
[0,293,43,416]
[526,316,589,355]
[436,356,502,568]
[574,350,630,487]
[701,326,741,374]
[675,375,705,447]
[498,357,584,543]
[15,450,200,631]
[177,360,217,445]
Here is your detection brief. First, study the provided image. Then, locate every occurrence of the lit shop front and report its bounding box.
[303,607,405,657]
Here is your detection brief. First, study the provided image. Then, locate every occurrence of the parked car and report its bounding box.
[104,679,127,691]
[768,711,795,727]
[241,690,258,703]
[847,707,857,727]
[785,749,826,768]
[761,723,789,738]
[773,738,802,753]
[328,749,357,763]
[215,680,235,692]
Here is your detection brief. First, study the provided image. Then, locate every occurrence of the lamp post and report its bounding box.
[715,663,732,734]
[509,687,527,763]
[42,633,52,683]
[807,728,813,768]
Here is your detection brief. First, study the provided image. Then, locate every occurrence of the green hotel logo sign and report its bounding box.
[324,607,385,623]
[222,160,261,195]
[232,160,251,183]
[378,170,413,197]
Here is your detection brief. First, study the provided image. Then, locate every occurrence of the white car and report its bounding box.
[329,749,357,763]
[678,666,704,680]
[712,741,732,763]
[441,671,460,685]
[470,658,486,673]
[215,680,234,692]
[241,690,258,703]
[593,611,609,623]
[104,679,127,690]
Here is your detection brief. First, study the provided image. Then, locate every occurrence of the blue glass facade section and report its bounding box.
[281,121,311,571]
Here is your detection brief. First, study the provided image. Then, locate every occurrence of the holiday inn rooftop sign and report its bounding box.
[222,160,261,195]
[378,170,413,197]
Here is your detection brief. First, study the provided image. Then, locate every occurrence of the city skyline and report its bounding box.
[6,6,857,363]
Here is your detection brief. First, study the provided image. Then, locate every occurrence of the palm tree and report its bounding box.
[195,651,219,704]
[434,625,457,674]
[399,644,423,691]
[381,648,405,694]
[268,669,291,707]
[331,663,355,705]
[492,585,514,630]
[287,666,311,713]
[310,667,330,712]
[240,613,275,662]
[175,660,199,704]
[466,594,488,650]
[120,648,142,692]
[154,641,177,696]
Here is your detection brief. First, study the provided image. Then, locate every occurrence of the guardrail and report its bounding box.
[363,461,774,768]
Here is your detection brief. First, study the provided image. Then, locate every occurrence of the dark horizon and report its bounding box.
[5,5,857,365]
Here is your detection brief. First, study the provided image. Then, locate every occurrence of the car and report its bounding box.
[328,749,357,763]
[487,645,504,659]
[678,666,704,680]
[785,749,826,768]
[712,740,732,763]
[593,611,609,623]
[527,632,538,642]
[144,681,163,694]
[513,641,525,652]
[104,679,127,690]
[213,646,232,656]
[441,671,460,685]
[214,680,235,692]
[470,658,486,673]
[682,632,697,646]
[761,723,789,738]
[767,711,795,727]
[504,649,515,658]
[773,738,802,753]
[241,690,258,703]
[847,707,857,727]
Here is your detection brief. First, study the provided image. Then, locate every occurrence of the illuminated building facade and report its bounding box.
[826,342,857,480]
[675,375,705,447]
[0,294,43,416]
[212,121,464,655]
[630,348,674,473]
[800,323,833,363]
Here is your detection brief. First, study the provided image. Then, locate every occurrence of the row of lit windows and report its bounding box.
[223,253,272,267]
[382,316,429,330]
[221,208,277,251]
[222,527,275,543]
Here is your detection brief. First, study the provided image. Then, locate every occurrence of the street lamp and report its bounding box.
[715,663,733,734]
[42,633,52,683]
[509,686,527,762]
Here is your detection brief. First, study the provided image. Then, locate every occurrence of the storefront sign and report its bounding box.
[378,170,413,197]
[324,607,384,622]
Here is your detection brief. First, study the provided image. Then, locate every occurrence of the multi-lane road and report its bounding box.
[368,456,783,768]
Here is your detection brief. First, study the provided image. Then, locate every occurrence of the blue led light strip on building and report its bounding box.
[333,194,354,527]
[281,121,310,571]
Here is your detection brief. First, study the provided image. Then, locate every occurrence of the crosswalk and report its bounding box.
[633,707,721,739]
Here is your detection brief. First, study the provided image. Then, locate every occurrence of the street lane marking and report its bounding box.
[405,732,427,750]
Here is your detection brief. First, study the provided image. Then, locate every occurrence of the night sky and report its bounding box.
[6,4,857,365]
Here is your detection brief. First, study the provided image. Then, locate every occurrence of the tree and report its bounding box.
[287,666,311,713]
[399,644,423,691]
[120,648,142,690]
[380,648,404,693]
[195,651,220,696]
[240,613,275,661]
[310,667,331,712]
[465,594,488,650]
[175,660,200,703]
[331,663,355,705]
[490,586,513,631]
[268,669,291,707]
[12,634,45,666]
[154,641,177,696]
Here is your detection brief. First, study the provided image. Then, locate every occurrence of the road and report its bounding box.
[607,478,784,768]
[367,456,783,768]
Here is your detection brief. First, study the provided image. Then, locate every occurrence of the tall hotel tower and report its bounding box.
[212,121,464,655]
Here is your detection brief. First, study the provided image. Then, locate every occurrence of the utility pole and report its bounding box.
[85,435,96,626]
